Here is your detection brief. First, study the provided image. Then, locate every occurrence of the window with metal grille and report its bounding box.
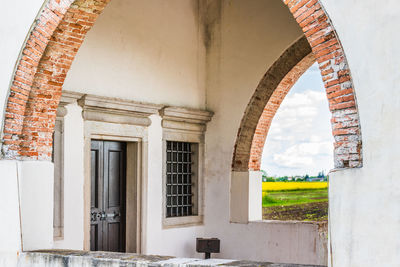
[166,141,198,217]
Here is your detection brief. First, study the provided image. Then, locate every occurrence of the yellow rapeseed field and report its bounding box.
[262,182,328,192]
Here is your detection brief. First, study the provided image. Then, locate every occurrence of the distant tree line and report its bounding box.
[261,170,328,182]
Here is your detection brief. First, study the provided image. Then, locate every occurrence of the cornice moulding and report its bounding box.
[160,107,214,133]
[59,92,215,129]
[78,94,162,115]
[60,90,84,106]
[160,107,214,124]
[77,94,162,127]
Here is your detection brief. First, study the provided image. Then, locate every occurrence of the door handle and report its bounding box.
[106,211,121,219]
[96,211,120,220]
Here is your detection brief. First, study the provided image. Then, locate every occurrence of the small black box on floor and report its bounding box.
[196,238,220,259]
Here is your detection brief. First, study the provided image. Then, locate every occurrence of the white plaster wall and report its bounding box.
[53,103,85,250]
[0,161,54,262]
[64,0,206,110]
[329,168,400,267]
[230,171,262,223]
[248,171,262,222]
[203,0,323,264]
[145,115,205,258]
[318,1,400,266]
[0,0,45,126]
[0,161,54,263]
[18,161,54,251]
[0,161,21,266]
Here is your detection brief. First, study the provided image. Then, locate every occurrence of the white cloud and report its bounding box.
[273,141,333,169]
[270,91,326,133]
[261,63,334,176]
[282,90,325,107]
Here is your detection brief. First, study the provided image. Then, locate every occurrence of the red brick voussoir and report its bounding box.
[2,0,111,160]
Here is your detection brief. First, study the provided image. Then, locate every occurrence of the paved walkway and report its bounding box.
[18,250,326,267]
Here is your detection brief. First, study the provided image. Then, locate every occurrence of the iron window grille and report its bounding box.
[166,141,198,217]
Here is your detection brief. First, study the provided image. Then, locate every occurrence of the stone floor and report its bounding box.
[18,250,326,267]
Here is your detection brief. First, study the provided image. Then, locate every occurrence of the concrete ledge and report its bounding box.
[250,220,328,226]
[18,250,326,267]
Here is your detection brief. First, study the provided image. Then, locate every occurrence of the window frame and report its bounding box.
[165,140,198,218]
[53,106,67,240]
[162,131,204,228]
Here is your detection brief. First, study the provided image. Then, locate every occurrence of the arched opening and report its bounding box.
[0,0,363,264]
[230,0,362,228]
[249,47,315,172]
[261,61,331,222]
[232,2,362,173]
[228,3,363,255]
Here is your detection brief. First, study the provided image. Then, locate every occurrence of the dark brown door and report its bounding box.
[90,140,126,252]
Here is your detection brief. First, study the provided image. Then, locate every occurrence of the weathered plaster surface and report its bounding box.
[18,251,326,267]
[318,0,400,266]
[64,0,206,110]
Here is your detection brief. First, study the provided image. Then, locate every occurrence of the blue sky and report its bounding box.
[261,62,334,177]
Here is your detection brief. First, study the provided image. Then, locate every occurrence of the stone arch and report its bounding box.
[232,1,362,171]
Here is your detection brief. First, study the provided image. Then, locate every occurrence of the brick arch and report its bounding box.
[1,0,110,160]
[232,0,362,171]
[249,51,315,171]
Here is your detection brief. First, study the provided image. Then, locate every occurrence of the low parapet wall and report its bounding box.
[18,250,327,267]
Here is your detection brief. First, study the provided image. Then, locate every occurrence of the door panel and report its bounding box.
[90,141,103,251]
[90,140,126,252]
[107,150,121,207]
[107,222,120,252]
[90,224,100,251]
[90,148,100,209]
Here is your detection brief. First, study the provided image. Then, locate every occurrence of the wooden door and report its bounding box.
[90,140,126,252]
